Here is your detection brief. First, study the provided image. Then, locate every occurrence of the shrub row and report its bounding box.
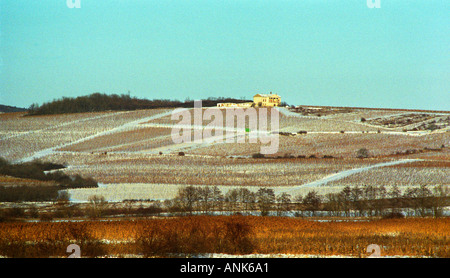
[0,157,97,189]
[27,93,251,115]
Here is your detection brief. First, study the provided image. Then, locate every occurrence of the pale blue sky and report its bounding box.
[1,0,449,110]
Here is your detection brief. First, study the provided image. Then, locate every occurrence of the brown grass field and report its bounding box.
[0,216,448,258]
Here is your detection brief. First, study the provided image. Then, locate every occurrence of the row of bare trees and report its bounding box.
[165,185,449,218]
[321,185,449,217]
[6,185,444,221]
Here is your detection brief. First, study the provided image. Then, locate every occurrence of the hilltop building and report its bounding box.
[253,92,281,107]
[217,92,281,108]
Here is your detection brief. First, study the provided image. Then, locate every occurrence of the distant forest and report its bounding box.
[27,93,252,115]
[0,104,27,113]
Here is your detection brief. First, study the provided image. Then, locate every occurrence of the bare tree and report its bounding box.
[303,190,321,217]
[374,186,388,216]
[389,185,402,213]
[257,188,275,216]
[87,195,107,219]
[55,191,75,218]
[431,185,449,218]
[211,186,224,213]
[225,189,239,213]
[417,185,432,217]
[198,186,213,215]
[404,187,420,216]
[340,186,352,217]
[237,188,255,213]
[363,185,377,217]
[324,193,341,217]
[175,186,199,215]
[276,192,291,216]
[351,185,364,216]
[293,194,304,217]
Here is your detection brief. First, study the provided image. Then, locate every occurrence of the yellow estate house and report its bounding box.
[253,92,281,107]
[216,92,281,108]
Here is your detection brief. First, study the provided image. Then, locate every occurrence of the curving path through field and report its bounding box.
[278,158,424,194]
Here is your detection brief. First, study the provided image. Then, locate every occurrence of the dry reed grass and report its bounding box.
[0,216,447,258]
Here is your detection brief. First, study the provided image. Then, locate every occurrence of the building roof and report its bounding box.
[254,93,280,98]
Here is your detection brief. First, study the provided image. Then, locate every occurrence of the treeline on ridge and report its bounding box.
[27,93,251,115]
